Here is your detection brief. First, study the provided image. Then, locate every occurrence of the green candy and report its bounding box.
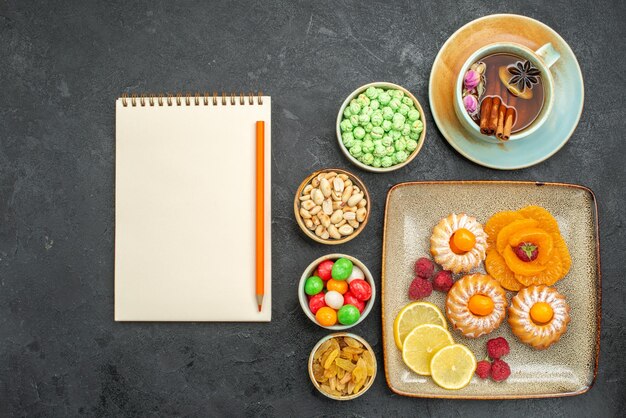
[342,131,354,143]
[373,144,387,157]
[392,113,406,130]
[353,126,366,139]
[407,109,420,121]
[411,119,424,134]
[362,139,374,153]
[305,276,324,295]
[331,257,353,280]
[371,126,384,139]
[360,153,374,165]
[378,92,391,105]
[395,150,408,163]
[337,304,360,325]
[349,100,361,114]
[394,137,407,152]
[349,143,363,158]
[341,87,421,169]
[365,86,379,99]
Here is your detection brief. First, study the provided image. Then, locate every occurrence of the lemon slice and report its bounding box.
[393,301,447,350]
[402,324,454,376]
[430,344,477,390]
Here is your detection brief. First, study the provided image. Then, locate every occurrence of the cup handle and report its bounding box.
[535,43,560,68]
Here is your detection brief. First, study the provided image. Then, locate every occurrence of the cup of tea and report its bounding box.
[454,42,560,142]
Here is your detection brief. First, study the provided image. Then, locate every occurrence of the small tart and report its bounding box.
[446,274,507,338]
[508,285,570,350]
[430,213,488,274]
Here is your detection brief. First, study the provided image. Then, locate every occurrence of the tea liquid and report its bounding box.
[470,53,544,133]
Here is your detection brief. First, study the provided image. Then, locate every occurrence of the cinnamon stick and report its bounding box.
[502,107,516,140]
[488,96,501,134]
[496,103,507,140]
[479,97,492,134]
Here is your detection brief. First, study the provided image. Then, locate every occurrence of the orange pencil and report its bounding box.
[256,121,265,312]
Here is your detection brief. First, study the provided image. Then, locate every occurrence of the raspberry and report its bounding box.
[487,337,510,359]
[513,242,538,262]
[408,277,433,300]
[475,360,491,379]
[414,257,435,279]
[490,359,511,382]
[432,270,454,292]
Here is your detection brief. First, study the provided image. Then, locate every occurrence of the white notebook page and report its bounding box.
[115,97,271,321]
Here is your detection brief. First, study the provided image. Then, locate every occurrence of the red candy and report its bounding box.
[343,291,365,313]
[349,279,372,301]
[308,293,326,314]
[317,260,334,281]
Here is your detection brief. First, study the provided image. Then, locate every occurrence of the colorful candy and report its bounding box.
[325,290,344,310]
[349,279,372,301]
[337,304,361,325]
[344,291,365,313]
[327,279,349,295]
[308,293,326,314]
[331,258,353,280]
[347,265,365,283]
[316,307,337,327]
[305,258,371,326]
[305,276,324,296]
[317,260,334,281]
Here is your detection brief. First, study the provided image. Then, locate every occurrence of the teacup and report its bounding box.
[454,42,560,142]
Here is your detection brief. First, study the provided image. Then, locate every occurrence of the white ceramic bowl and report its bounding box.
[298,254,375,330]
[336,82,426,173]
[308,332,377,401]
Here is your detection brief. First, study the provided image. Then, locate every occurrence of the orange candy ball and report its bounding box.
[452,228,476,253]
[326,279,348,294]
[530,302,554,324]
[315,307,337,326]
[468,294,494,316]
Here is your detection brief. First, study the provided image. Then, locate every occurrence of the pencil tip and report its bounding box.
[258,304,262,312]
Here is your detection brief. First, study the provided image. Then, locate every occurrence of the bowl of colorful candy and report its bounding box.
[308,332,377,400]
[299,254,375,330]
[336,82,426,172]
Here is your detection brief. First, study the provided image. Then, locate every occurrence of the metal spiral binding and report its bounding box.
[121,91,263,107]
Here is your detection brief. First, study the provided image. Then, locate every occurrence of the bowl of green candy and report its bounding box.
[336,82,426,172]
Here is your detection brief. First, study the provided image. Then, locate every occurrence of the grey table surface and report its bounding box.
[1,0,625,416]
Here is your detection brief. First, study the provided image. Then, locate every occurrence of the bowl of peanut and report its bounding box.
[294,168,370,245]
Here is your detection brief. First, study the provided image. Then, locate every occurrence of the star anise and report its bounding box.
[507,60,541,91]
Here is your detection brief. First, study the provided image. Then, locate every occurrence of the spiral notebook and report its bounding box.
[115,92,271,322]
